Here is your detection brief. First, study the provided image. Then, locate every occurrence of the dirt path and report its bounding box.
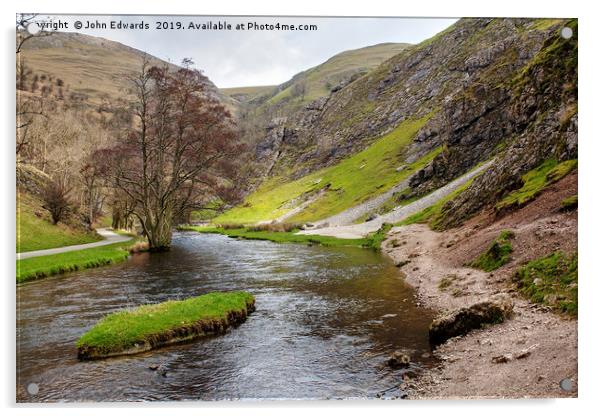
[298,161,494,238]
[17,228,132,260]
[382,202,578,398]
[311,178,411,228]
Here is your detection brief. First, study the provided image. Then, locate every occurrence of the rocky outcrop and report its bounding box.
[253,19,571,188]
[16,163,50,197]
[429,294,514,345]
[432,20,577,228]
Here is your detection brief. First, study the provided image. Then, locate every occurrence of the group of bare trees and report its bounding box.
[92,59,244,250]
[17,14,244,248]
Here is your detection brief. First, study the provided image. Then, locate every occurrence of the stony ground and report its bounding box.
[382,172,578,399]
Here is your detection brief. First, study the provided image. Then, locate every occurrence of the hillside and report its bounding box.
[16,31,235,252]
[17,164,101,253]
[216,18,576,230]
[221,85,276,104]
[19,31,228,107]
[257,42,410,110]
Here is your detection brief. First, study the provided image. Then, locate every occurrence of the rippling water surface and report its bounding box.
[17,232,436,402]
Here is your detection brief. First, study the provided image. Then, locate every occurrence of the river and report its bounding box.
[17,231,436,402]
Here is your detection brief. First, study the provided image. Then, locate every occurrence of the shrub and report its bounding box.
[246,222,301,233]
[41,178,73,225]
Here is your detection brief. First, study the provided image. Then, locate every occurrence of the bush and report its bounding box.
[41,178,73,225]
[247,222,301,233]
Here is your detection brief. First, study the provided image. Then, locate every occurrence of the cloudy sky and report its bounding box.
[34,15,457,88]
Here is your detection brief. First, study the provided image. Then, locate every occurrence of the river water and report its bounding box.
[17,232,436,402]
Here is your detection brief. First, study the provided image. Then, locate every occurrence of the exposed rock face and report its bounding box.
[432,20,577,228]
[16,163,50,197]
[247,19,577,232]
[429,294,514,345]
[253,19,573,192]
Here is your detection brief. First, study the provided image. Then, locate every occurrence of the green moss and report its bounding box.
[561,195,578,211]
[470,230,515,272]
[530,19,564,32]
[496,159,577,213]
[77,291,255,355]
[514,251,577,316]
[214,115,436,225]
[17,240,134,283]
[546,159,578,182]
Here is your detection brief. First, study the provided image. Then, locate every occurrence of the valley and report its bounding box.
[16,16,577,400]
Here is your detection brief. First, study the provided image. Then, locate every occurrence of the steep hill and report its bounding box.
[216,18,576,228]
[17,164,101,253]
[19,31,229,108]
[256,42,411,110]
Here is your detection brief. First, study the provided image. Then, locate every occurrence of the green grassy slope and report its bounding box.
[214,114,438,225]
[262,42,410,108]
[17,191,101,253]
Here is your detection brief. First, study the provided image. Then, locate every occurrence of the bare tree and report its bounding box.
[16,14,52,158]
[16,14,53,54]
[41,178,72,225]
[79,161,106,228]
[98,59,245,251]
[292,80,307,101]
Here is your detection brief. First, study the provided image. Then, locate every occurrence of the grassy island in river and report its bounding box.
[77,291,256,360]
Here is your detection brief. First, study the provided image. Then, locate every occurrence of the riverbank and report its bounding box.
[382,175,578,398]
[77,291,255,360]
[16,230,141,283]
[178,224,389,249]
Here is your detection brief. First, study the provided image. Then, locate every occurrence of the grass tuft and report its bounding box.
[495,159,577,213]
[364,223,393,250]
[470,230,515,272]
[514,251,577,316]
[560,195,578,211]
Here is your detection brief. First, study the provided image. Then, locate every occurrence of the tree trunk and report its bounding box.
[146,210,173,252]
